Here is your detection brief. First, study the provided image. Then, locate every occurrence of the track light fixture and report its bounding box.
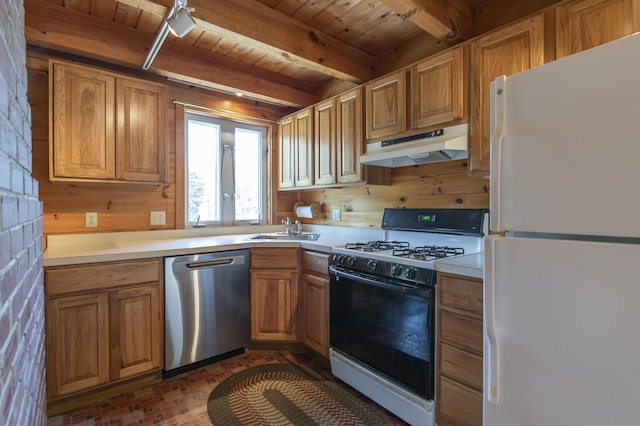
[167,7,196,37]
[142,0,196,70]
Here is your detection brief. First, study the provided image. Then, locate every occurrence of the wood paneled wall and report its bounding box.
[276,160,489,229]
[29,50,488,238]
[28,50,291,238]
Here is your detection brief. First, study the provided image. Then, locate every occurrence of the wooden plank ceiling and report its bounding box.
[24,0,559,108]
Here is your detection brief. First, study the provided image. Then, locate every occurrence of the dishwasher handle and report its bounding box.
[170,252,248,273]
[186,258,234,269]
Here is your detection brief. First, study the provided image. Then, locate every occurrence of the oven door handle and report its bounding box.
[330,267,431,297]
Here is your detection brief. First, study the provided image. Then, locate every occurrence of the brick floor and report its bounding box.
[47,351,409,425]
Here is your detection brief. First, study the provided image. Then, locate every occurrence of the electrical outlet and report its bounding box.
[85,212,97,228]
[332,209,341,221]
[150,211,166,226]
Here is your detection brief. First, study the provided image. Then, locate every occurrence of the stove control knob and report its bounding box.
[390,264,403,276]
[366,260,378,272]
[346,256,356,267]
[337,255,346,264]
[406,267,417,280]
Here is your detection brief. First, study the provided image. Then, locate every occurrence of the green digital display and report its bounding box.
[418,214,436,222]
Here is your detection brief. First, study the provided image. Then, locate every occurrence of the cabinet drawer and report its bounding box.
[439,342,482,391]
[437,376,482,426]
[45,259,162,296]
[251,248,299,270]
[301,250,329,276]
[440,274,483,315]
[439,310,483,354]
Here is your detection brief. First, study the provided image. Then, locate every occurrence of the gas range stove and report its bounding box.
[330,208,487,285]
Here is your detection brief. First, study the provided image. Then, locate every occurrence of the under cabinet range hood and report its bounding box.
[360,123,468,167]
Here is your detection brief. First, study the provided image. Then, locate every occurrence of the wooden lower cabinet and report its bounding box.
[436,272,483,426]
[45,259,163,401]
[46,293,110,397]
[111,285,162,380]
[300,250,330,357]
[438,376,483,425]
[250,248,300,342]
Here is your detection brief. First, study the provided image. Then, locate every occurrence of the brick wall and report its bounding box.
[0,0,46,424]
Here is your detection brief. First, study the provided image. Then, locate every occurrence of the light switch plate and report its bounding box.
[150,211,166,226]
[332,209,341,221]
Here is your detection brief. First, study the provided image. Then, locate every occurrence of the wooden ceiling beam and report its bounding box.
[375,32,448,76]
[380,0,475,43]
[119,0,378,83]
[24,0,317,107]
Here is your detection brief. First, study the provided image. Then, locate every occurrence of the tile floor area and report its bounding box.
[47,350,409,425]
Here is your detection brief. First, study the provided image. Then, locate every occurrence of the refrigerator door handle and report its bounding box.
[485,235,500,404]
[489,76,506,233]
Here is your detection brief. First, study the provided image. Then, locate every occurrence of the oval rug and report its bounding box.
[207,363,388,425]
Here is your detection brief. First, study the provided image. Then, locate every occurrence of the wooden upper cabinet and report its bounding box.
[49,60,167,184]
[50,61,115,180]
[116,78,167,183]
[278,115,295,189]
[556,0,640,58]
[294,107,314,187]
[314,98,337,186]
[336,87,364,184]
[469,13,547,176]
[412,45,468,130]
[280,87,370,190]
[365,70,408,140]
[278,108,314,189]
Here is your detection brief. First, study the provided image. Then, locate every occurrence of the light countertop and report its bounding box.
[44,225,484,278]
[434,252,484,279]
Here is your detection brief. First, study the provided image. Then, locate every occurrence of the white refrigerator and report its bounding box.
[484,32,640,425]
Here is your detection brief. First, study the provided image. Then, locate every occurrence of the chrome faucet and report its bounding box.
[282,217,293,235]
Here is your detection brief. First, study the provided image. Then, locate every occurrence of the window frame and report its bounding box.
[176,106,272,229]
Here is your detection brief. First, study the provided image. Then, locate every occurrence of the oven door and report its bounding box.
[329,266,435,400]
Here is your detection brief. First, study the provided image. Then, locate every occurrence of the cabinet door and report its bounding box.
[116,78,167,183]
[301,273,329,357]
[413,45,467,130]
[111,285,162,380]
[278,116,295,189]
[336,88,364,184]
[556,0,640,58]
[437,376,483,426]
[46,293,110,398]
[314,99,337,186]
[294,107,314,187]
[469,13,546,175]
[50,61,115,180]
[436,272,484,426]
[365,70,407,140]
[250,270,299,341]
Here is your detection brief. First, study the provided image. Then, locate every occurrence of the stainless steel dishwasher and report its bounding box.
[164,249,250,375]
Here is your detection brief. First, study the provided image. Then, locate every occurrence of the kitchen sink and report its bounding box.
[247,232,320,241]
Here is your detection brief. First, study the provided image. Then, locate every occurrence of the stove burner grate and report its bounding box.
[345,240,410,252]
[392,246,465,260]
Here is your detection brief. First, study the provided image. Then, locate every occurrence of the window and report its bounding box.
[185,112,267,226]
